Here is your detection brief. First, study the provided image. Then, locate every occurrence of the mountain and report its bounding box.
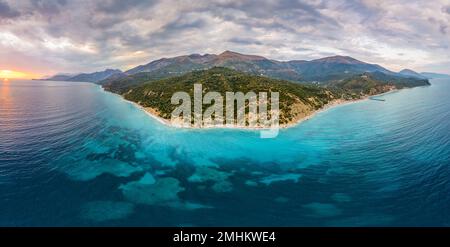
[67,69,123,83]
[285,56,395,82]
[102,51,299,94]
[124,53,215,75]
[398,69,427,79]
[122,51,301,82]
[421,72,450,79]
[328,72,430,97]
[125,51,271,75]
[103,51,415,94]
[124,52,396,81]
[43,74,74,81]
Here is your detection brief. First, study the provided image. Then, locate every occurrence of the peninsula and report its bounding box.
[47,51,431,128]
[121,66,427,128]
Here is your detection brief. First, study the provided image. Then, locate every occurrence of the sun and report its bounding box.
[0,70,29,79]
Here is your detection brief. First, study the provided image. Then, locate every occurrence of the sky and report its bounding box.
[0,0,449,77]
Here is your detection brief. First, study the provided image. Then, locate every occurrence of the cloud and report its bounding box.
[443,5,450,14]
[439,24,448,34]
[0,0,20,19]
[95,0,156,14]
[0,0,449,75]
[228,37,263,45]
[30,0,68,16]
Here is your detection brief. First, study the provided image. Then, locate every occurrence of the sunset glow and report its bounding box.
[0,70,30,79]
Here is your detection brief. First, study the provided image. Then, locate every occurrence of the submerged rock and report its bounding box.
[120,177,184,206]
[259,173,302,185]
[81,201,134,222]
[63,158,142,181]
[169,201,214,210]
[138,172,156,185]
[245,180,258,187]
[331,193,352,203]
[188,166,234,193]
[188,166,231,183]
[119,176,212,210]
[274,196,289,203]
[212,180,233,192]
[302,202,342,218]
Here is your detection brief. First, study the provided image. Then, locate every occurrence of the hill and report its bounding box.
[42,74,74,81]
[326,72,430,100]
[66,69,122,83]
[399,69,427,79]
[286,56,394,82]
[43,69,122,83]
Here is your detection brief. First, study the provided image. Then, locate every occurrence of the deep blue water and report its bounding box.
[0,79,449,226]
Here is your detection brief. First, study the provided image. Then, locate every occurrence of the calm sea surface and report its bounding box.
[0,79,449,226]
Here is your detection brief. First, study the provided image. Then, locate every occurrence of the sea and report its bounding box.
[0,78,449,226]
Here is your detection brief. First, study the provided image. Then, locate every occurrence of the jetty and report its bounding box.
[369,97,386,102]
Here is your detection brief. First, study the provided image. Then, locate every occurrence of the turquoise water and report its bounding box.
[0,79,449,226]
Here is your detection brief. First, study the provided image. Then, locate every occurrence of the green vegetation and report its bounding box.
[123,67,336,125]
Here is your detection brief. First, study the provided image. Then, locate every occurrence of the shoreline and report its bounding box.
[100,86,398,131]
[305,88,399,124]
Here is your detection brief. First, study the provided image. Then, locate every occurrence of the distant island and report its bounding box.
[40,69,122,83]
[44,51,431,128]
[420,72,450,79]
